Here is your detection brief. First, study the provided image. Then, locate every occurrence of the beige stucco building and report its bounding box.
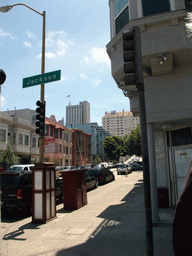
[107,0,192,221]
[102,110,140,137]
[0,109,39,163]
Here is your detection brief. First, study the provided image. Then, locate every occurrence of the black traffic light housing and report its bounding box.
[123,26,143,90]
[0,69,6,85]
[35,100,45,136]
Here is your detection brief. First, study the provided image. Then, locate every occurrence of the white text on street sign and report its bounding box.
[23,70,61,88]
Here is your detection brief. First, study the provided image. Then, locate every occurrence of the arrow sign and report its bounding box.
[23,70,61,88]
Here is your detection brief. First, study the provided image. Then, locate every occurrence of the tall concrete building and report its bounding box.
[66,101,90,126]
[102,110,140,137]
[107,0,192,221]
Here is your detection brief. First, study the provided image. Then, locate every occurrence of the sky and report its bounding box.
[0,0,130,126]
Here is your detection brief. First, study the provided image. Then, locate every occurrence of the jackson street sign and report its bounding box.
[23,70,61,88]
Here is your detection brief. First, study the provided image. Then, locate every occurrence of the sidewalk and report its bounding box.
[1,172,175,256]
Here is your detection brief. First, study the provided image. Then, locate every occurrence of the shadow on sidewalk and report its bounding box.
[55,180,146,256]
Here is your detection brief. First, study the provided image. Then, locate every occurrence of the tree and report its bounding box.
[94,155,101,164]
[0,144,19,170]
[124,125,142,156]
[103,136,126,161]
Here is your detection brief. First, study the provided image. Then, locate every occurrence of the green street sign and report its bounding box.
[23,70,61,88]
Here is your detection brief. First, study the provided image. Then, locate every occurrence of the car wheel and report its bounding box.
[117,172,120,175]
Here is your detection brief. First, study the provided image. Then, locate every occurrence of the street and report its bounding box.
[0,170,174,256]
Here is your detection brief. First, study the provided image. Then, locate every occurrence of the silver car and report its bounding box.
[117,164,132,175]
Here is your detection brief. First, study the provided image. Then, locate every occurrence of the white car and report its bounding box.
[6,164,34,172]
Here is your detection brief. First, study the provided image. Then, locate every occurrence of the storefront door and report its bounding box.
[173,147,192,202]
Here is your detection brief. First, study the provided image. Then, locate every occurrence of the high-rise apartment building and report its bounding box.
[66,101,90,126]
[102,110,140,137]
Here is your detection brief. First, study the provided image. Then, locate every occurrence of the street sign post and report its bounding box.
[23,70,61,88]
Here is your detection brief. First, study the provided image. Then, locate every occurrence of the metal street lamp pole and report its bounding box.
[0,4,46,163]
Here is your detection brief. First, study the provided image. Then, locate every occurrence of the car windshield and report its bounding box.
[6,166,23,172]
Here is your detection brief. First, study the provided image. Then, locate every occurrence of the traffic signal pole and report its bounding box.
[39,11,46,163]
[123,27,154,256]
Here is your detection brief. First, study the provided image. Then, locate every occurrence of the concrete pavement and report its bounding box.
[0,171,175,256]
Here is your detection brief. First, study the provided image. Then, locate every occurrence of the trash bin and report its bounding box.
[61,169,87,210]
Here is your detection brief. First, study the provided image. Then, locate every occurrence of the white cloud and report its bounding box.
[92,78,101,87]
[80,74,88,80]
[24,41,31,47]
[27,30,37,40]
[45,95,50,98]
[36,52,56,59]
[1,95,6,106]
[84,57,89,63]
[60,76,67,82]
[0,28,13,39]
[37,30,75,59]
[90,47,110,65]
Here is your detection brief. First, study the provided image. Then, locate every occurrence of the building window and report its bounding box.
[114,0,129,34]
[0,129,6,142]
[18,133,23,145]
[25,135,29,146]
[171,127,192,147]
[142,0,170,17]
[66,134,69,142]
[32,137,36,148]
[55,144,58,153]
[54,129,58,138]
[31,115,36,125]
[66,147,69,154]
[60,130,62,139]
[185,1,192,11]
[13,133,16,144]
[45,126,49,136]
[50,127,53,136]
[63,146,65,153]
[59,144,62,153]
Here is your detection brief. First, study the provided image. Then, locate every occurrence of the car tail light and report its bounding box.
[99,175,102,180]
[17,189,23,199]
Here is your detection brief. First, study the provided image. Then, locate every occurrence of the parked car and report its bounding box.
[85,164,95,169]
[117,164,132,175]
[0,164,62,212]
[129,162,143,171]
[107,163,113,168]
[6,164,35,172]
[88,167,115,185]
[55,166,65,177]
[64,166,76,171]
[85,171,98,190]
[55,177,63,202]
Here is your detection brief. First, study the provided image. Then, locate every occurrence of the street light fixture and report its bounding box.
[0,4,46,163]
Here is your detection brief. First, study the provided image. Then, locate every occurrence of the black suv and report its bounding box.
[88,167,115,185]
[0,165,63,212]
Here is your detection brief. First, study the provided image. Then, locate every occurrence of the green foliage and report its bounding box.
[124,125,142,157]
[103,136,126,161]
[103,126,142,161]
[0,144,19,170]
[94,155,101,164]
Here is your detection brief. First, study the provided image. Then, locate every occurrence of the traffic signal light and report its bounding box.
[35,100,45,136]
[123,26,143,89]
[0,69,6,85]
